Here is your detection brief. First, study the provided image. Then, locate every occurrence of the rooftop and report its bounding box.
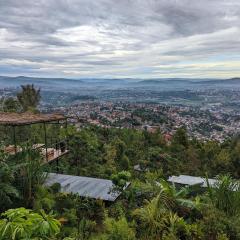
[0,112,66,125]
[45,173,130,202]
[168,175,217,188]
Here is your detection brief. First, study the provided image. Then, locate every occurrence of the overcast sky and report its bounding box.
[0,0,240,79]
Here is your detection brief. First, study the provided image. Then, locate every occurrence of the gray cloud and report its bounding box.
[0,0,239,78]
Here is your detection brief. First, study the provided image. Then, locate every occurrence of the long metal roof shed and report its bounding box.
[45,173,130,202]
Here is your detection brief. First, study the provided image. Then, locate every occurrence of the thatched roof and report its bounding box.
[0,112,66,126]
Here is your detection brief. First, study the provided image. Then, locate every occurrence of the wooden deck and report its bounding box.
[43,149,69,163]
[4,143,45,155]
[4,144,69,163]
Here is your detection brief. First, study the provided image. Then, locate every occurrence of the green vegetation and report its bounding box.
[0,208,60,240]
[1,123,240,239]
[1,86,240,239]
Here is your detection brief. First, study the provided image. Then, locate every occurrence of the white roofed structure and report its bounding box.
[168,175,217,188]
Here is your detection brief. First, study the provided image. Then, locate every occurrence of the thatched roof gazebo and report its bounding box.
[0,112,69,166]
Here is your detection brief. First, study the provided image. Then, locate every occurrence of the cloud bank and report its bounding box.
[0,0,239,78]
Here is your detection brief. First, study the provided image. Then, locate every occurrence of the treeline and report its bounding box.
[63,125,240,179]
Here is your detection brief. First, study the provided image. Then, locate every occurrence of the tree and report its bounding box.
[111,171,131,191]
[0,161,19,212]
[17,84,41,112]
[214,149,231,173]
[111,138,129,170]
[172,127,189,148]
[33,185,56,212]
[133,179,200,239]
[99,216,136,240]
[68,129,99,175]
[17,146,47,207]
[103,143,117,172]
[2,97,21,112]
[133,196,167,238]
[184,145,201,174]
[230,141,240,177]
[207,175,240,216]
[157,180,200,219]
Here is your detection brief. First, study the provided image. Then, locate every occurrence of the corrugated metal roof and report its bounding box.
[45,173,129,201]
[202,178,217,187]
[168,175,217,188]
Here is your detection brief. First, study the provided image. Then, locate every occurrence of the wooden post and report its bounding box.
[13,125,17,154]
[65,118,68,150]
[57,120,61,173]
[56,158,59,173]
[57,120,60,150]
[43,122,48,162]
[65,118,68,138]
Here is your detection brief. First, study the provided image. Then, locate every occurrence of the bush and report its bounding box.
[101,216,135,240]
[0,207,60,239]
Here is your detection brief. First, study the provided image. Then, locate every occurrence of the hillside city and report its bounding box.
[2,83,240,143]
[55,101,239,143]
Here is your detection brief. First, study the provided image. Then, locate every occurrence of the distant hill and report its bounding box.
[0,75,240,92]
[133,77,240,86]
[0,75,84,83]
[136,79,193,85]
[1,75,239,84]
[194,78,240,84]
